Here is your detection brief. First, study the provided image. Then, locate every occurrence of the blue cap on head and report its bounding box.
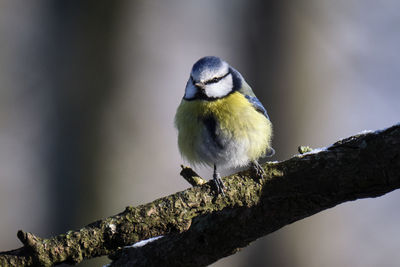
[191,56,224,77]
[192,56,222,71]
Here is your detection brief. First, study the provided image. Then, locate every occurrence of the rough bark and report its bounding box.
[0,124,399,267]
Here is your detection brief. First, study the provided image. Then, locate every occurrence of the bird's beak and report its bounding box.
[195,82,205,91]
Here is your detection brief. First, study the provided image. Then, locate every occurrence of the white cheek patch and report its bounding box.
[205,74,233,98]
[184,79,197,99]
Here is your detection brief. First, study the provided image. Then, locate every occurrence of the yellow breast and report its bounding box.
[175,91,272,167]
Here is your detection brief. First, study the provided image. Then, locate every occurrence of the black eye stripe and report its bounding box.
[204,72,230,85]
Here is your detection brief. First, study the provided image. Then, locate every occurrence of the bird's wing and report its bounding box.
[245,95,270,120]
[238,82,270,120]
[229,66,270,120]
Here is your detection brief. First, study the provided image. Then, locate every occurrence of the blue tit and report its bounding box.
[175,56,274,194]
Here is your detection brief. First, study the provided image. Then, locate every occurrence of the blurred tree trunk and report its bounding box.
[243,1,294,266]
[246,1,295,157]
[42,0,124,241]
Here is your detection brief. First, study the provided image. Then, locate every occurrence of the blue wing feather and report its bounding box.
[227,66,274,157]
[245,95,270,120]
[229,66,270,120]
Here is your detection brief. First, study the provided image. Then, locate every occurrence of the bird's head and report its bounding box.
[184,56,242,100]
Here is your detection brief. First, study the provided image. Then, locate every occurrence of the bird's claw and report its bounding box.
[212,172,226,196]
[251,161,266,181]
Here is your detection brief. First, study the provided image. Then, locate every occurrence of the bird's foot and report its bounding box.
[251,160,266,181]
[212,172,226,196]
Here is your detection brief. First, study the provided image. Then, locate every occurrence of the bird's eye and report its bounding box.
[205,77,220,84]
[205,72,230,85]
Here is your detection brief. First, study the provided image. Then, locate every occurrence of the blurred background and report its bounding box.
[1,0,400,266]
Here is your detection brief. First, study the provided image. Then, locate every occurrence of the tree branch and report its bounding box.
[1,124,399,267]
[180,165,207,186]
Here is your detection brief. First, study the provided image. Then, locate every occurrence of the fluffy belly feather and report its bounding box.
[175,91,272,168]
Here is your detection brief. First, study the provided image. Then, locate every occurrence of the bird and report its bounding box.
[174,56,274,195]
